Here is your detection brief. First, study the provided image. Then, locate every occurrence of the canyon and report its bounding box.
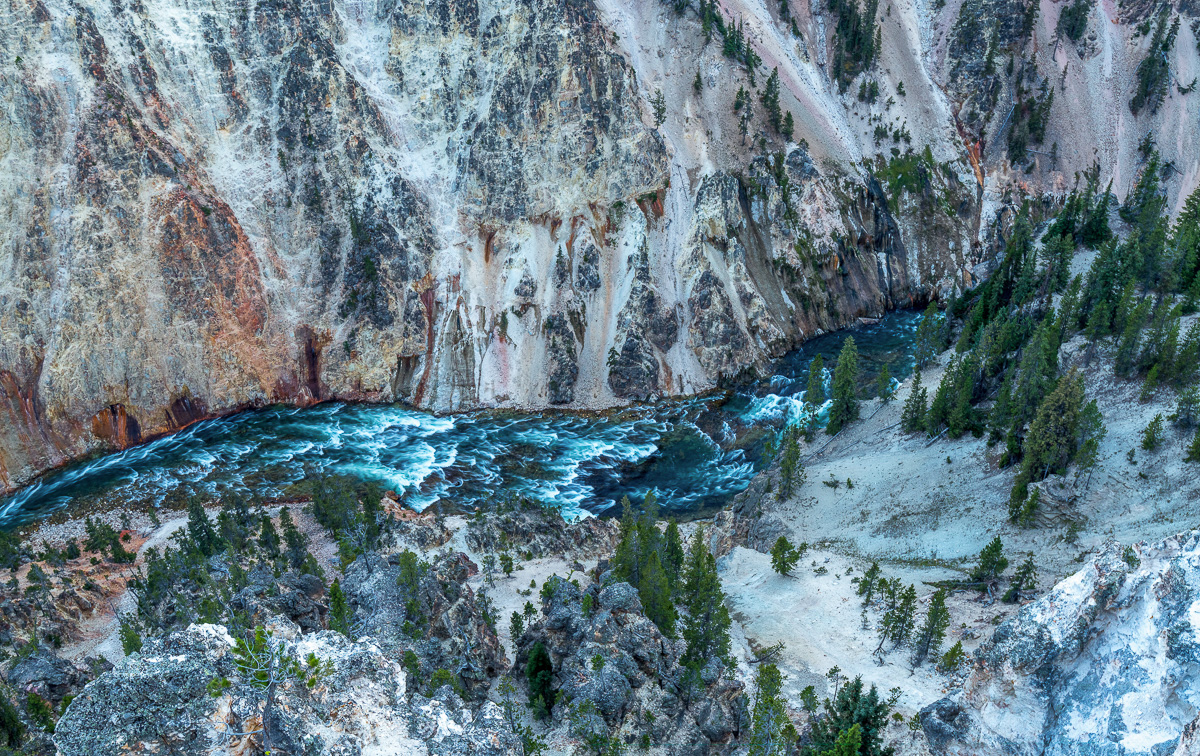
[7,0,1196,493]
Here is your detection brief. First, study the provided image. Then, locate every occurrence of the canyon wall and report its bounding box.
[0,0,1196,491]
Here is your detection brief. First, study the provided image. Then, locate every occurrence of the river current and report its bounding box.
[0,311,920,527]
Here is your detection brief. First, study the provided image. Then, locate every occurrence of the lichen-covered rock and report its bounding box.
[463,502,620,559]
[6,648,89,705]
[54,625,235,756]
[922,532,1200,756]
[341,550,507,700]
[54,622,515,756]
[513,575,743,753]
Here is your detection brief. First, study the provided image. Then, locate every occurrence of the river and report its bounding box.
[0,311,920,527]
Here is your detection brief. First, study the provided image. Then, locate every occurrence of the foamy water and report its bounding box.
[0,311,920,526]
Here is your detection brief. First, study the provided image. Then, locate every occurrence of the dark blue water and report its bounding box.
[0,312,920,526]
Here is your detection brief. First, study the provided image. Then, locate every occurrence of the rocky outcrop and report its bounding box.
[921,532,1200,756]
[514,576,744,754]
[54,621,517,756]
[340,550,507,700]
[463,501,621,559]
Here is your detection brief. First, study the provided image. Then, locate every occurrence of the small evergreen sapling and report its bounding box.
[969,537,1008,585]
[770,536,803,576]
[827,336,861,435]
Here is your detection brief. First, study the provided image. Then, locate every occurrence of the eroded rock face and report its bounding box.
[0,0,983,494]
[921,532,1200,756]
[513,576,745,753]
[340,550,507,700]
[53,622,517,756]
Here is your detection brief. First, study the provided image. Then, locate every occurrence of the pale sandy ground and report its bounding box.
[717,298,1200,727]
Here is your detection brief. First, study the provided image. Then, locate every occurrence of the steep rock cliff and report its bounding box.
[922,532,1200,756]
[0,0,982,493]
[6,0,1197,492]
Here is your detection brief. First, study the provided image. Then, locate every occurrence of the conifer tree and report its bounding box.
[693,70,703,94]
[911,589,950,666]
[876,363,894,401]
[259,513,280,557]
[913,301,940,367]
[806,354,826,405]
[663,518,686,593]
[761,68,782,132]
[639,551,677,638]
[819,724,863,756]
[806,676,892,756]
[778,425,805,500]
[1186,427,1200,462]
[748,663,788,756]
[329,579,351,636]
[924,358,954,434]
[877,583,917,651]
[186,498,221,557]
[1002,555,1037,603]
[1142,413,1165,451]
[612,496,641,586]
[526,641,555,719]
[1017,370,1088,491]
[681,529,734,670]
[651,89,666,127]
[827,337,860,435]
[771,536,801,576]
[782,111,794,141]
[856,562,881,605]
[969,536,1008,583]
[901,368,927,433]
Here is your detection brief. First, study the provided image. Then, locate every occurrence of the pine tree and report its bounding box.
[0,692,24,748]
[914,301,941,367]
[806,354,826,405]
[510,610,525,640]
[283,515,311,569]
[1186,427,1200,462]
[611,496,641,586]
[827,337,860,435]
[876,363,894,401]
[748,663,788,756]
[1018,370,1088,486]
[901,368,927,433]
[771,536,801,576]
[806,676,892,756]
[819,724,863,756]
[856,562,881,605]
[694,70,703,94]
[1002,555,1037,603]
[782,111,794,141]
[681,529,734,670]
[639,551,677,638]
[1115,298,1151,375]
[761,68,782,132]
[186,498,221,557]
[663,518,686,593]
[778,425,805,500]
[1141,413,1165,450]
[259,514,280,557]
[877,583,917,651]
[526,641,556,718]
[329,579,351,636]
[969,537,1008,583]
[911,589,950,666]
[651,89,667,127]
[924,358,954,435]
